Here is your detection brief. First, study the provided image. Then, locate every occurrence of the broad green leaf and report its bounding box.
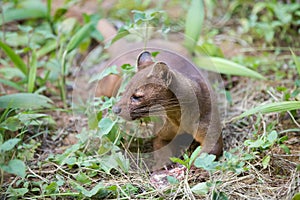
[0,117,22,131]
[194,153,218,171]
[100,155,119,173]
[98,118,116,137]
[184,0,204,52]
[0,138,21,152]
[291,49,300,77]
[0,40,28,75]
[0,0,47,25]
[267,130,278,144]
[191,182,210,195]
[64,157,77,166]
[244,138,264,148]
[1,159,26,178]
[66,22,94,54]
[28,51,37,93]
[236,101,300,119]
[0,93,53,109]
[167,176,179,184]
[133,10,147,23]
[262,155,270,169]
[194,57,266,80]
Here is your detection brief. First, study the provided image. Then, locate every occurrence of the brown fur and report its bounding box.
[113,51,223,168]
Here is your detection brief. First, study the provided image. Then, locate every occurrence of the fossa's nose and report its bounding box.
[112,106,121,114]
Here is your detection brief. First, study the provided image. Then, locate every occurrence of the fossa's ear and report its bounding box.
[137,51,154,71]
[148,62,172,87]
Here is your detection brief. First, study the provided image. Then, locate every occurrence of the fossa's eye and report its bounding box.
[131,93,144,103]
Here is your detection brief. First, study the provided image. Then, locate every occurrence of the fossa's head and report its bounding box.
[113,51,179,120]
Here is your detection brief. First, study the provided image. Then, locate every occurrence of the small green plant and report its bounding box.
[229,1,300,45]
[169,146,202,171]
[170,147,252,198]
[245,130,290,169]
[0,0,102,106]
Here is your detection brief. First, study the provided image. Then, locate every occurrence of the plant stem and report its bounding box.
[60,51,67,107]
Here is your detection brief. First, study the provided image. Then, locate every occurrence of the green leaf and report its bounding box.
[262,155,270,169]
[73,181,105,197]
[64,157,77,166]
[0,138,21,152]
[197,43,224,57]
[1,159,26,178]
[28,51,37,93]
[54,144,81,165]
[105,29,130,48]
[189,146,202,167]
[98,118,116,137]
[167,176,179,184]
[36,39,57,57]
[0,117,22,131]
[0,0,47,25]
[291,49,300,77]
[45,182,58,194]
[194,153,218,171]
[66,22,94,54]
[7,187,28,197]
[212,190,228,200]
[267,130,278,144]
[184,0,204,51]
[133,10,147,23]
[89,65,119,83]
[114,152,129,173]
[76,172,92,184]
[279,144,290,154]
[170,157,187,166]
[194,57,266,80]
[53,8,68,22]
[0,78,24,91]
[0,93,53,109]
[99,155,119,173]
[292,193,300,200]
[18,113,53,125]
[191,182,210,195]
[236,101,300,119]
[244,138,264,148]
[278,135,289,143]
[0,40,28,75]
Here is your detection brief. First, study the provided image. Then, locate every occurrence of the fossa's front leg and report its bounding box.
[152,119,178,169]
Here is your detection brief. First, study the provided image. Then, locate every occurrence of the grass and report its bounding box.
[0,0,299,199]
